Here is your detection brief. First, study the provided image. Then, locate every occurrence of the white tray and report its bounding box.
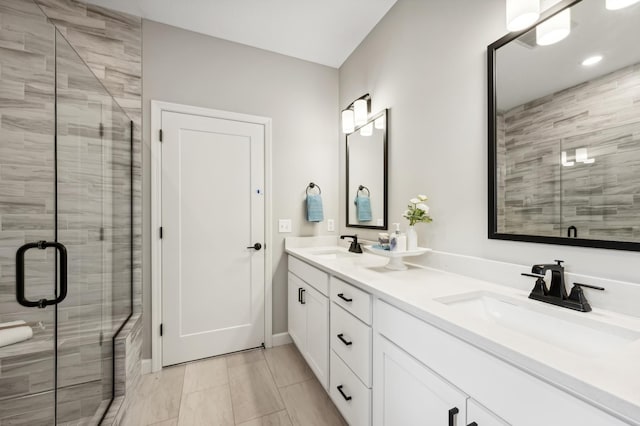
[363,245,432,270]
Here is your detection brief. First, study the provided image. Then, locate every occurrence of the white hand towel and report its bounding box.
[0,320,34,348]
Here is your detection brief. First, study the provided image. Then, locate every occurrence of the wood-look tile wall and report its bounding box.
[0,0,141,423]
[497,63,640,241]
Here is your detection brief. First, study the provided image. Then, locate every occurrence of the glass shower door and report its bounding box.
[0,0,58,422]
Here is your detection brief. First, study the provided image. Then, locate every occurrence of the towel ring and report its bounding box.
[306,182,321,195]
[358,185,370,197]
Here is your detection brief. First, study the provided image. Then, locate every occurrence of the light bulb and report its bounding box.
[354,99,368,126]
[536,8,570,46]
[342,109,354,134]
[374,116,385,129]
[506,0,540,31]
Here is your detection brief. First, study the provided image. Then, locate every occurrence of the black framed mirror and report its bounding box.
[488,0,640,251]
[346,109,388,229]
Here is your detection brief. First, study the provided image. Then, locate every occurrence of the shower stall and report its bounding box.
[0,0,133,424]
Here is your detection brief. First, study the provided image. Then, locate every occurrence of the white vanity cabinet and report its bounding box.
[287,258,329,389]
[374,299,628,426]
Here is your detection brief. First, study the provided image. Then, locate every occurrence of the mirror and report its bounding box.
[346,109,388,229]
[488,0,640,251]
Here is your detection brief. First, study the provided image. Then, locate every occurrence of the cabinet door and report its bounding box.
[304,283,329,389]
[467,399,509,426]
[373,334,467,426]
[288,272,306,350]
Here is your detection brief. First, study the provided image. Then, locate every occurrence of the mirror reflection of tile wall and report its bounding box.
[497,63,640,241]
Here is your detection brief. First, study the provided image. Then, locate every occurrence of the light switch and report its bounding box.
[279,219,292,233]
[327,219,335,232]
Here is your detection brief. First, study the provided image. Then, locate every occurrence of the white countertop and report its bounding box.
[286,243,640,424]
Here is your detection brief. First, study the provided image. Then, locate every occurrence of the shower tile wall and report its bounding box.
[0,0,141,423]
[497,63,640,240]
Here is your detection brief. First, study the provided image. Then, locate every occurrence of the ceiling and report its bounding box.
[86,0,397,68]
[496,0,640,110]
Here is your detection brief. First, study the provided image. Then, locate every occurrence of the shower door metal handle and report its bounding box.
[16,241,68,308]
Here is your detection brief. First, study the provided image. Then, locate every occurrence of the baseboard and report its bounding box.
[141,359,152,375]
[272,332,292,346]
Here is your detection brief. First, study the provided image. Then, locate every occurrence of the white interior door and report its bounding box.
[161,111,265,366]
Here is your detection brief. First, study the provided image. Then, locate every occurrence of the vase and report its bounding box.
[407,225,418,251]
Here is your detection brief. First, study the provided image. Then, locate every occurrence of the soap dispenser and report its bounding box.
[390,223,406,252]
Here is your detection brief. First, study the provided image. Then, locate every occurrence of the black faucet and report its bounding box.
[521,260,604,312]
[340,234,363,254]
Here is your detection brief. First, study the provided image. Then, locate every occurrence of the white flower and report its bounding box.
[418,194,428,201]
[403,210,411,217]
[410,198,420,204]
[417,204,430,214]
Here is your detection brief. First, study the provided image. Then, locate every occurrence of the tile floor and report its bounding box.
[121,344,347,426]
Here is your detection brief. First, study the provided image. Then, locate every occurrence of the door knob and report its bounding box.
[246,243,262,251]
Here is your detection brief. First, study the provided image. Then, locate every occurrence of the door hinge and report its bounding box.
[99,123,104,138]
[159,129,163,142]
[160,323,163,336]
[160,227,163,239]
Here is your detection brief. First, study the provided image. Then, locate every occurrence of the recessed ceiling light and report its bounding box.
[582,55,603,66]
[606,0,640,10]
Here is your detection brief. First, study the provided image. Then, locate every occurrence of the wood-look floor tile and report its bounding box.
[279,379,347,426]
[228,360,284,423]
[264,344,312,388]
[177,384,234,426]
[120,365,185,425]
[225,348,265,368]
[150,418,178,426]
[183,356,228,394]
[236,410,292,426]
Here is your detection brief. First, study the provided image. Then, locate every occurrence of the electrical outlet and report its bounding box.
[327,219,335,232]
[278,219,292,233]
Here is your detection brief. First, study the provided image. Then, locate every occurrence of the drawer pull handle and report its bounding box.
[337,333,353,346]
[337,385,352,401]
[298,287,302,303]
[448,407,459,426]
[300,288,306,304]
[337,293,353,302]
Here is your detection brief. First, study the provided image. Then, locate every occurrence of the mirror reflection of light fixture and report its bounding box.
[537,8,571,45]
[342,109,355,133]
[506,0,540,31]
[341,93,371,133]
[374,115,385,130]
[561,151,575,166]
[360,122,373,137]
[606,0,640,10]
[576,147,595,164]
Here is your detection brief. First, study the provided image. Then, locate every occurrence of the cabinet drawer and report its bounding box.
[331,303,372,387]
[330,276,372,324]
[330,350,371,426]
[289,256,329,295]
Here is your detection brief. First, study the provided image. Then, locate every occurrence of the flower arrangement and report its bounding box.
[403,194,433,226]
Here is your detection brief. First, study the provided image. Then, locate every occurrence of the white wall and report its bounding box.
[142,20,339,357]
[339,0,640,283]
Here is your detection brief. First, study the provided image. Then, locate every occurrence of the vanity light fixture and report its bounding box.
[536,7,571,45]
[606,0,640,9]
[341,93,371,133]
[506,0,540,31]
[582,55,603,66]
[342,109,355,133]
[360,122,373,137]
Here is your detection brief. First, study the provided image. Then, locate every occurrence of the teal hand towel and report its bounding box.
[306,194,324,222]
[354,195,372,222]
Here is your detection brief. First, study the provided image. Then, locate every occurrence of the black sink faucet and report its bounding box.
[522,260,605,312]
[340,234,363,253]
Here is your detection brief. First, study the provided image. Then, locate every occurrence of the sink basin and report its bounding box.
[307,248,358,260]
[435,291,640,357]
